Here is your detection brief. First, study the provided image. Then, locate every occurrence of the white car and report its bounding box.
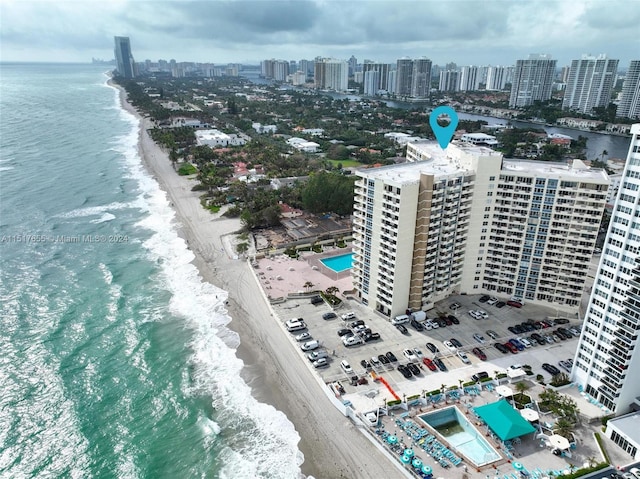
[443,341,457,351]
[313,358,329,368]
[413,348,424,358]
[340,360,354,375]
[487,297,499,305]
[476,309,489,319]
[468,310,482,320]
[341,312,356,321]
[370,356,382,367]
[422,321,433,330]
[473,333,486,344]
[517,337,532,348]
[403,349,418,362]
[342,336,362,347]
[457,351,471,364]
[286,318,304,328]
[295,332,312,342]
[300,340,319,351]
[426,320,439,329]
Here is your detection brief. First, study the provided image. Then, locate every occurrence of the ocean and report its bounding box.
[0,63,302,478]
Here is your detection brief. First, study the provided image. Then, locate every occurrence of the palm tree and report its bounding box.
[553,417,575,439]
[515,381,529,395]
[326,286,339,296]
[303,281,314,292]
[600,149,608,161]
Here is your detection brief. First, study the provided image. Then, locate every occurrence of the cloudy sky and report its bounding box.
[1,0,638,67]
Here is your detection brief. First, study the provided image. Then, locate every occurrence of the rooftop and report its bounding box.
[607,412,640,445]
[502,159,610,182]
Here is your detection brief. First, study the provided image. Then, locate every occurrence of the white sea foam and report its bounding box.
[110,82,304,479]
[90,212,116,224]
[0,166,14,172]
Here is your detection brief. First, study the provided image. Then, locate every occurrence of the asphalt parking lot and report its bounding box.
[272,293,582,394]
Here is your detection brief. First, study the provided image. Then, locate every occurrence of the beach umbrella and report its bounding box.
[421,464,433,474]
[513,462,524,470]
[401,454,411,464]
[412,458,423,468]
[404,448,414,457]
[387,435,398,444]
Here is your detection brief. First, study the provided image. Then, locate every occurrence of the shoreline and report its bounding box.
[110,80,402,479]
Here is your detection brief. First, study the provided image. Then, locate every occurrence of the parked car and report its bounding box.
[494,343,509,354]
[286,321,307,332]
[413,348,424,358]
[487,297,499,305]
[469,310,483,320]
[407,363,421,376]
[395,324,409,334]
[448,315,460,325]
[507,299,524,308]
[509,338,525,351]
[301,340,320,351]
[349,320,365,328]
[443,316,453,326]
[472,347,487,360]
[450,338,463,348]
[386,351,398,362]
[504,342,518,354]
[322,312,337,320]
[517,337,532,348]
[450,302,461,310]
[310,295,323,305]
[558,360,572,372]
[307,350,328,361]
[426,320,439,329]
[486,330,499,340]
[542,363,561,375]
[341,312,356,321]
[531,333,544,344]
[378,354,390,365]
[286,318,304,328]
[434,357,447,371]
[397,364,412,378]
[370,356,381,367]
[360,359,371,369]
[434,317,447,328]
[403,349,418,363]
[342,336,362,347]
[313,358,329,368]
[391,314,410,325]
[423,358,437,371]
[363,332,381,342]
[473,333,486,344]
[472,371,489,382]
[479,295,491,303]
[340,360,354,375]
[495,301,506,308]
[457,351,471,364]
[337,328,352,337]
[426,342,439,353]
[295,332,312,342]
[443,340,457,351]
[410,319,425,331]
[554,318,570,324]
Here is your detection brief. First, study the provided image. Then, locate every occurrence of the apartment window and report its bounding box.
[485,207,491,211]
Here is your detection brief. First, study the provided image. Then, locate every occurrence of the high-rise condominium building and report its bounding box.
[509,54,557,108]
[572,124,640,415]
[395,57,431,98]
[114,36,135,79]
[314,59,348,92]
[438,70,459,92]
[617,61,640,120]
[363,70,380,96]
[486,66,509,91]
[352,142,608,318]
[395,58,414,97]
[459,66,480,91]
[562,54,619,114]
[362,63,391,91]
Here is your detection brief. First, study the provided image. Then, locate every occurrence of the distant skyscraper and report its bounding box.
[617,61,640,120]
[486,66,508,91]
[572,124,640,415]
[562,54,618,114]
[411,57,432,98]
[363,70,380,96]
[509,54,557,108]
[438,70,459,92]
[395,57,414,96]
[314,59,348,91]
[363,63,391,91]
[273,60,289,81]
[459,66,480,91]
[348,55,357,76]
[114,36,135,79]
[387,70,397,94]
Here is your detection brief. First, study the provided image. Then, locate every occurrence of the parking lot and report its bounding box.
[272,293,582,399]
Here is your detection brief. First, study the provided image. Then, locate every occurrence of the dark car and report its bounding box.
[448,315,460,325]
[504,342,519,354]
[542,363,561,375]
[363,332,381,342]
[349,320,365,328]
[472,347,487,361]
[426,342,439,353]
[360,359,371,369]
[494,343,509,354]
[322,312,337,320]
[443,316,453,326]
[479,295,491,303]
[540,320,552,328]
[557,327,573,338]
[450,338,463,348]
[554,318,570,325]
[397,364,412,378]
[410,319,424,331]
[310,295,323,305]
[531,333,544,343]
[533,321,544,330]
[337,328,353,337]
[386,351,398,362]
[520,322,535,332]
[423,358,437,371]
[507,299,524,308]
[378,354,390,364]
[495,301,506,308]
[509,339,525,351]
[395,324,409,334]
[434,357,447,372]
[407,363,421,376]
[434,317,447,328]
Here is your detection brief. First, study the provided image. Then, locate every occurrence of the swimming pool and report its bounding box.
[320,253,353,273]
[420,407,501,467]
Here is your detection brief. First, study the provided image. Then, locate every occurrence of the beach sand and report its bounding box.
[113,83,403,479]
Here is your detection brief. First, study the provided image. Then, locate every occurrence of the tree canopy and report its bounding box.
[301,172,355,216]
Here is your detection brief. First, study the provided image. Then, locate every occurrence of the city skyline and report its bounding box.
[1,1,639,66]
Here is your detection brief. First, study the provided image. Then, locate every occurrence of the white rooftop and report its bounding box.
[195,129,230,141]
[502,159,610,182]
[607,412,640,445]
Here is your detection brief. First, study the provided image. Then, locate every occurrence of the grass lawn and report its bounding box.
[327,159,364,168]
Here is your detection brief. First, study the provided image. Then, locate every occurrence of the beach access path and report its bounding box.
[115,86,403,479]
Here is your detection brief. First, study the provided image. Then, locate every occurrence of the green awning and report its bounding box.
[473,399,536,441]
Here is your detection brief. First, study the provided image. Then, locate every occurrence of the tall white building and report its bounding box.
[617,61,640,120]
[572,124,640,415]
[438,70,459,92]
[114,36,135,79]
[562,54,619,114]
[395,57,431,98]
[459,66,480,91]
[363,70,380,96]
[486,66,509,91]
[351,142,608,318]
[509,54,557,108]
[363,63,391,91]
[314,59,348,92]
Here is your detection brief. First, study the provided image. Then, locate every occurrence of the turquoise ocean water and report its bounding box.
[0,63,302,478]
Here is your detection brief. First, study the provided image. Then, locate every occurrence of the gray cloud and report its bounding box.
[0,0,638,66]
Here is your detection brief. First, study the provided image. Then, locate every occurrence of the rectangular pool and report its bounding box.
[420,407,501,467]
[320,253,353,273]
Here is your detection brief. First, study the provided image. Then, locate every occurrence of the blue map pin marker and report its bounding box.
[429,106,459,150]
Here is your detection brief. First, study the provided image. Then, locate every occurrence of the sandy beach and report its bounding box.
[113,83,402,479]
